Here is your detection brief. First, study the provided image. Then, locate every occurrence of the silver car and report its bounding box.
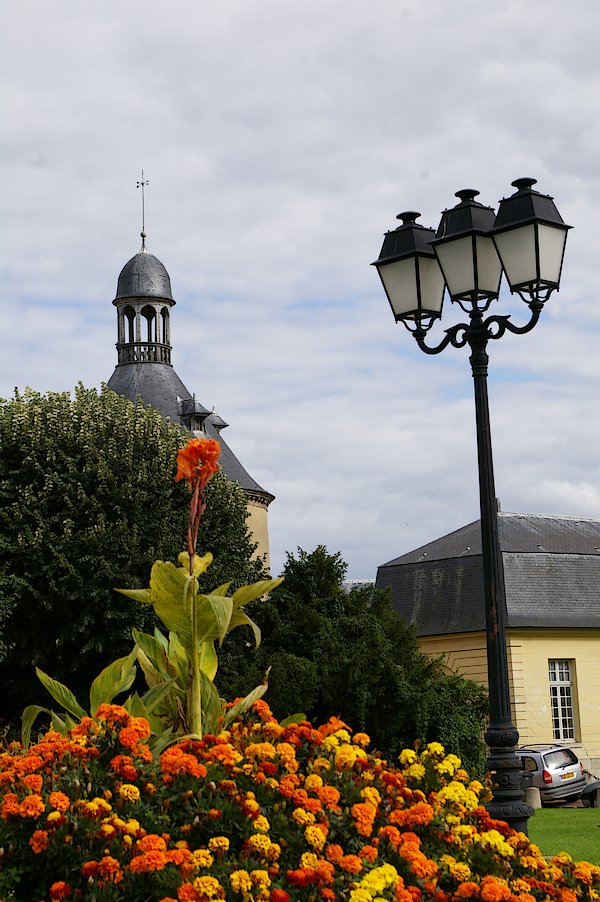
[518,744,585,805]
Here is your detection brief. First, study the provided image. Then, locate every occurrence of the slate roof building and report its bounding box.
[376,512,600,769]
[107,232,274,566]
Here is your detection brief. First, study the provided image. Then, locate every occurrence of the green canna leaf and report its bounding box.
[36,668,87,721]
[197,639,218,681]
[228,608,261,647]
[222,669,271,731]
[231,577,283,610]
[89,650,137,715]
[21,705,52,748]
[114,587,152,605]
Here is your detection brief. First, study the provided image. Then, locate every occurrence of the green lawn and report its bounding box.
[527,807,600,864]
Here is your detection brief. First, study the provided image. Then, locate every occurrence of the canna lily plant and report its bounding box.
[23,436,282,749]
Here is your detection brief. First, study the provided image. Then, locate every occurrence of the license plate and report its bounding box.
[561,772,575,780]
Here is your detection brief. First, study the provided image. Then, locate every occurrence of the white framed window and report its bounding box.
[548,659,576,741]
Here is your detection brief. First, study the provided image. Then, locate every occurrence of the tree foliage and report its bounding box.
[0,385,264,723]
[217,546,488,772]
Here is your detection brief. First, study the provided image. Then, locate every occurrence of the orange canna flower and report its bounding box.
[175,437,220,489]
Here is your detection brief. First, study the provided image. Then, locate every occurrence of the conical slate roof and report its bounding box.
[115,249,173,302]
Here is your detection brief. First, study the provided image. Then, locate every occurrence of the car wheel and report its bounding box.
[591,790,599,808]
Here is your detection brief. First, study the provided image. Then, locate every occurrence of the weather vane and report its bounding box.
[137,169,149,237]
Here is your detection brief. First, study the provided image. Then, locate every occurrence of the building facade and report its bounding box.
[107,232,274,566]
[376,512,600,771]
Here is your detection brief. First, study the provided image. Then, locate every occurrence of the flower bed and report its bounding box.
[1,703,599,901]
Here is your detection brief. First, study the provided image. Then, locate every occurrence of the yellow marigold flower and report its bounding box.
[321,735,339,751]
[300,852,320,869]
[474,829,515,858]
[250,869,271,886]
[247,833,271,857]
[425,741,445,757]
[193,875,222,898]
[124,818,142,835]
[122,835,133,847]
[305,825,326,851]
[435,760,456,776]
[399,749,417,765]
[210,836,229,855]
[230,869,252,894]
[246,742,276,761]
[293,808,315,826]
[253,815,270,833]
[216,731,232,742]
[468,780,483,795]
[407,763,426,780]
[334,728,351,742]
[335,743,359,769]
[304,774,323,792]
[450,861,472,881]
[46,811,63,825]
[266,842,281,862]
[118,784,140,803]
[361,786,381,807]
[349,890,373,902]
[191,848,214,869]
[313,757,331,771]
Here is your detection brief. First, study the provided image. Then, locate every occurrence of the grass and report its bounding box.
[527,807,600,864]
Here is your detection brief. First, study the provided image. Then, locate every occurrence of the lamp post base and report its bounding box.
[485,725,534,834]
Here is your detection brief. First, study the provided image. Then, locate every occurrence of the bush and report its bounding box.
[217,547,488,772]
[1,702,599,901]
[0,385,263,724]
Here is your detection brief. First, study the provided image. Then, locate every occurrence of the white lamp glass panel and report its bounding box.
[493,225,536,288]
[379,257,419,319]
[474,235,502,295]
[434,236,476,297]
[538,223,567,286]
[416,256,445,315]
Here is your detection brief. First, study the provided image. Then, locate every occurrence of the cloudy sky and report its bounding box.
[3,0,600,579]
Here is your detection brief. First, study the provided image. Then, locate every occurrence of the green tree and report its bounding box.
[217,546,488,772]
[0,385,264,723]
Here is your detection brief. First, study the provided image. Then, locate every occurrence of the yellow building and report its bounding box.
[377,512,600,771]
[106,231,274,567]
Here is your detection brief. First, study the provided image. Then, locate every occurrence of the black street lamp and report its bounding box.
[373,178,571,833]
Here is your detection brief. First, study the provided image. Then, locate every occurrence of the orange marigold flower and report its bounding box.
[97,855,123,883]
[1,792,20,818]
[270,891,291,902]
[95,704,130,725]
[21,773,43,792]
[175,437,221,488]
[325,843,344,863]
[339,854,363,874]
[454,883,480,899]
[49,881,72,899]
[480,876,511,902]
[137,834,168,852]
[19,794,45,819]
[286,868,318,888]
[359,844,378,862]
[49,791,70,812]
[29,828,49,853]
[129,851,168,872]
[110,754,138,780]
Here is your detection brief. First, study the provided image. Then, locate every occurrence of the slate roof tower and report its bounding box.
[107,231,274,565]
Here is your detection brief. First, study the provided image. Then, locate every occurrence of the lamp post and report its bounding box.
[373,178,571,833]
